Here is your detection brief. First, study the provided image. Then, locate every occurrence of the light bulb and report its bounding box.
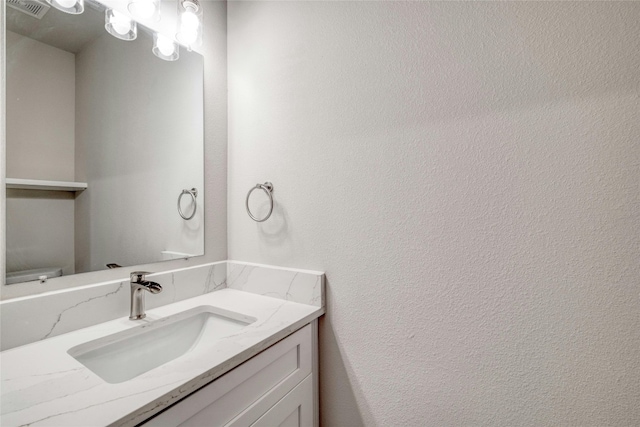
[105,9,137,40]
[179,30,198,45]
[176,1,201,47]
[181,10,200,31]
[178,10,199,44]
[128,0,158,20]
[55,0,77,7]
[134,3,153,18]
[47,0,83,14]
[110,10,132,36]
[153,32,179,61]
[156,35,175,56]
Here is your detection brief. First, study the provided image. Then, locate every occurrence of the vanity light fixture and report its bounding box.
[47,0,196,61]
[153,33,179,61]
[127,0,160,22]
[105,8,137,41]
[46,0,84,14]
[176,0,202,50]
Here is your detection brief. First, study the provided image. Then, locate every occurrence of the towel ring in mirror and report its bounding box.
[178,188,198,220]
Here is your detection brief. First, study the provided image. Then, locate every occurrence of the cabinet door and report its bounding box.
[143,324,312,427]
[250,375,313,427]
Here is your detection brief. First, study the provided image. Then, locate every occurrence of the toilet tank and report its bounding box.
[6,267,63,285]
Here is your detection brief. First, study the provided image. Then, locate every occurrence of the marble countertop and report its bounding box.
[1,289,324,427]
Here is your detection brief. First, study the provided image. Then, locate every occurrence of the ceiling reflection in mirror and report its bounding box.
[5,1,205,286]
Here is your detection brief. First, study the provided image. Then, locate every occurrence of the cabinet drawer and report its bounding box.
[250,375,313,427]
[143,324,312,427]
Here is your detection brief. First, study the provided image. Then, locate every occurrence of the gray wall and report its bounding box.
[1,0,5,287]
[6,31,75,181]
[74,31,204,273]
[5,31,76,275]
[227,2,640,425]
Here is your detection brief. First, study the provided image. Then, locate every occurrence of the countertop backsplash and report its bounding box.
[0,261,324,351]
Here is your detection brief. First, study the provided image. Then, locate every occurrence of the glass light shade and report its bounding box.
[128,0,160,22]
[46,0,84,14]
[105,9,137,41]
[153,33,179,61]
[176,0,202,50]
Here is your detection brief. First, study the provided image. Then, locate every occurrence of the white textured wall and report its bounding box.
[227,2,640,425]
[5,31,76,275]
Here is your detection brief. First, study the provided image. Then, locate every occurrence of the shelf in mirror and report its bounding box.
[6,178,88,192]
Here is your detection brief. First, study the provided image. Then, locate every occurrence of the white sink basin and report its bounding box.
[67,305,256,384]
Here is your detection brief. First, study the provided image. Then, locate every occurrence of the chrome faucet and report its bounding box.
[129,271,162,320]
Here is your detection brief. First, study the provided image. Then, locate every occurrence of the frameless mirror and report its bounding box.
[5,1,204,287]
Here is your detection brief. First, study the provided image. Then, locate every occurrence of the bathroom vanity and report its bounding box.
[143,321,316,427]
[0,262,324,427]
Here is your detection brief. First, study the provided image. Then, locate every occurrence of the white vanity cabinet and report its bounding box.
[141,322,318,427]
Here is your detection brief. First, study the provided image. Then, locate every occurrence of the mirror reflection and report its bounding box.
[5,1,205,286]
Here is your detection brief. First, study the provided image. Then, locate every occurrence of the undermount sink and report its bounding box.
[67,305,256,384]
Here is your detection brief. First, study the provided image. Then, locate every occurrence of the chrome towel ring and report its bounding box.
[178,188,198,220]
[246,182,274,222]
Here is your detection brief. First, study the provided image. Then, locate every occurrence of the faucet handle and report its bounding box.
[130,271,153,282]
